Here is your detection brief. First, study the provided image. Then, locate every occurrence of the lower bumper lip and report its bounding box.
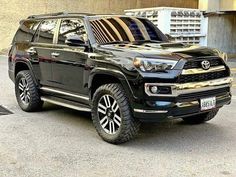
[133,93,231,122]
[133,109,168,113]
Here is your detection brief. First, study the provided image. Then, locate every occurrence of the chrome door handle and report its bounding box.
[26,48,37,55]
[51,52,60,58]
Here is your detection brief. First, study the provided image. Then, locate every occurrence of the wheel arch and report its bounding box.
[14,61,39,86]
[88,68,136,101]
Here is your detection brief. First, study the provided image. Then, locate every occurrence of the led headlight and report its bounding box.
[213,49,228,61]
[133,57,178,72]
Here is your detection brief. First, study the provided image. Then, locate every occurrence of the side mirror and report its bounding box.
[165,34,174,41]
[65,35,86,46]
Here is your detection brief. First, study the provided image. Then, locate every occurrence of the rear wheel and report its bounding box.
[91,84,140,144]
[182,109,219,124]
[15,70,43,112]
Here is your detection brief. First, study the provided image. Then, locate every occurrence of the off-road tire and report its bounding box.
[15,70,43,112]
[91,83,140,144]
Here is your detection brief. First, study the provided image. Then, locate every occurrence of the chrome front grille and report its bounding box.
[179,70,229,83]
[178,87,230,101]
[179,57,229,83]
[183,57,224,69]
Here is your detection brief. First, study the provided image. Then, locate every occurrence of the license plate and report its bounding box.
[200,97,216,111]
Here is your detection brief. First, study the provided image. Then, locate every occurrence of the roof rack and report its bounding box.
[27,12,95,19]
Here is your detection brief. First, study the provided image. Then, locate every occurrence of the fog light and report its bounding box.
[155,101,171,106]
[146,85,172,95]
[150,86,159,94]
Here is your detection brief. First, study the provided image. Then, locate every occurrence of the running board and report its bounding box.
[41,96,91,112]
[40,87,89,101]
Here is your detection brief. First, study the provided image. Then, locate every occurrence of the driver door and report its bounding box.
[51,18,89,98]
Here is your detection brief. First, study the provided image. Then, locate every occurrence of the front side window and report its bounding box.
[58,19,87,45]
[34,19,57,44]
[89,16,168,44]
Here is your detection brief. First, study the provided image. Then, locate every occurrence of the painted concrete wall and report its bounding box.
[199,0,220,11]
[0,0,198,51]
[199,0,236,12]
[220,0,236,11]
[207,14,236,54]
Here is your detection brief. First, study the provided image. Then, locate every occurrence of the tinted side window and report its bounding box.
[34,19,57,44]
[13,20,40,43]
[58,19,86,45]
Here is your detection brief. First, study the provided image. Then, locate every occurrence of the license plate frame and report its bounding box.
[200,97,216,111]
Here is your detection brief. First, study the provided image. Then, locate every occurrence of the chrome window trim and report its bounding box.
[181,65,226,75]
[145,77,233,97]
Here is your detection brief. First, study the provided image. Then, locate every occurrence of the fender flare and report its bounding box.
[88,67,137,100]
[14,59,39,86]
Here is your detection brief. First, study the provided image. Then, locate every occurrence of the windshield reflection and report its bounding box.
[89,17,168,44]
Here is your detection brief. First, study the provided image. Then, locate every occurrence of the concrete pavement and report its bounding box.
[0,55,235,177]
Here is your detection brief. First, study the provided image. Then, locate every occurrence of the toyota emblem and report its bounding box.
[201,60,211,70]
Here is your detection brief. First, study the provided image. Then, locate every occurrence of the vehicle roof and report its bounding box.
[27,12,134,20]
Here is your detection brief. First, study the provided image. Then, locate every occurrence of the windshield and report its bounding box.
[89,16,168,44]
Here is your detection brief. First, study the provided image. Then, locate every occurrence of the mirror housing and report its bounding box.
[65,35,86,46]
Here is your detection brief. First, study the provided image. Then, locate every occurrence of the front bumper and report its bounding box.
[133,77,233,122]
[8,70,14,82]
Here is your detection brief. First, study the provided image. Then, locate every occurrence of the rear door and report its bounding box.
[10,20,40,80]
[31,19,58,86]
[51,18,89,98]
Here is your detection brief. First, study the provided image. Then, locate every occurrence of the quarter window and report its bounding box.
[13,20,40,43]
[58,19,87,45]
[34,20,57,44]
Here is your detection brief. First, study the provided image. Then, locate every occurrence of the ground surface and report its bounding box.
[0,55,236,177]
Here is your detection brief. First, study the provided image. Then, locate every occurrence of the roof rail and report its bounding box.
[27,12,95,19]
[27,12,66,19]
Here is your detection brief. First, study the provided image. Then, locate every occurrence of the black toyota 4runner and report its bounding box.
[8,12,233,144]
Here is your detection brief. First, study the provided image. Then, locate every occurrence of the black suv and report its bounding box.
[8,12,233,144]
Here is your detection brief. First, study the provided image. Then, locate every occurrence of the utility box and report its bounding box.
[125,7,207,46]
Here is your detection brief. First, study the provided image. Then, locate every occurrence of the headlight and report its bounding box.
[213,49,228,61]
[133,57,178,72]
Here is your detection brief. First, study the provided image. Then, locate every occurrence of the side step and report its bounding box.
[41,96,91,112]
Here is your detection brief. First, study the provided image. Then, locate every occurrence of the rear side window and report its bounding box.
[13,20,40,43]
[58,19,86,45]
[34,19,57,44]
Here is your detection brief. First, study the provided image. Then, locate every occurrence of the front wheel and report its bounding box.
[91,84,140,144]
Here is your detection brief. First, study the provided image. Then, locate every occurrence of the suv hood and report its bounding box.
[98,42,219,60]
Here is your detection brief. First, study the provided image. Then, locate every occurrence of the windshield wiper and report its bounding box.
[100,40,162,45]
[132,40,162,44]
[100,41,130,45]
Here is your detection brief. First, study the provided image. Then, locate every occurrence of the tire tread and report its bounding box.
[15,70,43,112]
[91,83,140,144]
